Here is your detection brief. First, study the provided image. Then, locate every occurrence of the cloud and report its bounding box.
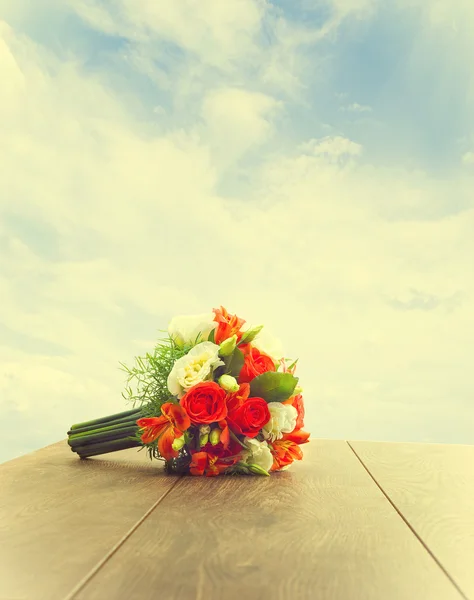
[462,151,474,165]
[340,102,372,113]
[1,0,474,463]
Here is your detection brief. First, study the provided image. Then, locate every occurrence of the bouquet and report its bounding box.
[67,307,310,477]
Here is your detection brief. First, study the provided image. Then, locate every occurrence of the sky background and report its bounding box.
[1,0,473,464]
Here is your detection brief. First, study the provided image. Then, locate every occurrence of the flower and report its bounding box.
[213,306,245,345]
[168,312,217,348]
[252,329,284,363]
[189,449,240,477]
[136,403,191,460]
[242,437,273,472]
[180,381,228,424]
[262,402,298,442]
[283,394,305,430]
[218,374,239,392]
[239,347,275,384]
[227,395,271,438]
[219,334,237,357]
[269,429,310,471]
[167,341,224,398]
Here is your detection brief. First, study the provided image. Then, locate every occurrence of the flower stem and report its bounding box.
[68,409,144,459]
[68,419,140,441]
[76,438,141,458]
[69,408,142,431]
[67,413,142,435]
[69,426,139,449]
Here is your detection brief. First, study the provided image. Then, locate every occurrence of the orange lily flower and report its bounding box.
[270,429,310,471]
[137,403,190,461]
[213,306,246,345]
[189,451,237,477]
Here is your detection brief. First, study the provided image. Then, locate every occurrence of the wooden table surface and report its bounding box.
[0,439,473,600]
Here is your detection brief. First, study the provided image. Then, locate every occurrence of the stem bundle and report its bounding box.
[68,409,143,459]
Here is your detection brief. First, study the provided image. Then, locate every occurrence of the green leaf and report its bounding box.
[208,328,216,344]
[224,347,244,378]
[249,372,298,403]
[238,325,264,345]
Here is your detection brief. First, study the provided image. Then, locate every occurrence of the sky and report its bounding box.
[1,0,473,464]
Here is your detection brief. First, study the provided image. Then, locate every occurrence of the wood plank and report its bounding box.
[350,441,474,600]
[74,440,462,600]
[0,440,180,600]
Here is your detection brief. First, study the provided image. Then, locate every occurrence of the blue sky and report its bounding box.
[1,0,473,463]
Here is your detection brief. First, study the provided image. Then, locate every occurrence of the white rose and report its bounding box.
[242,438,274,473]
[262,402,297,442]
[252,329,284,363]
[168,313,217,347]
[167,341,224,398]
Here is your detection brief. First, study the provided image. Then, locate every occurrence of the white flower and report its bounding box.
[242,438,274,473]
[168,313,217,348]
[252,329,284,363]
[167,341,224,398]
[262,402,297,442]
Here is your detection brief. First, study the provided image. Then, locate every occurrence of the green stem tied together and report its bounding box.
[68,409,143,459]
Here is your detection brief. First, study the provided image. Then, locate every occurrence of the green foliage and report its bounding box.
[119,332,189,420]
[223,347,245,378]
[249,372,299,403]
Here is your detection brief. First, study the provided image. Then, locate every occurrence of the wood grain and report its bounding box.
[0,440,180,600]
[74,440,462,600]
[350,441,474,600]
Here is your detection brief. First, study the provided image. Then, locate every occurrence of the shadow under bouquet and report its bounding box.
[67,307,310,477]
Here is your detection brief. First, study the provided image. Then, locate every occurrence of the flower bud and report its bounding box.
[209,427,221,446]
[218,374,239,392]
[172,436,186,451]
[239,325,264,345]
[199,433,209,446]
[199,425,211,435]
[219,334,237,357]
[247,463,270,476]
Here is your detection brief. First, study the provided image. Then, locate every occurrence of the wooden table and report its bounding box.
[1,439,473,600]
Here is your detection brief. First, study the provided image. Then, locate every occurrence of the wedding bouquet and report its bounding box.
[67,307,310,477]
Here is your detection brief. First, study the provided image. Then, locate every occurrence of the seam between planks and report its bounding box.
[62,476,183,600]
[346,441,470,600]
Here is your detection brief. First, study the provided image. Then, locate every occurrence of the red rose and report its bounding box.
[180,382,227,424]
[227,396,270,438]
[239,347,275,384]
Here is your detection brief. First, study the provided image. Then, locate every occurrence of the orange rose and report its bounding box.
[180,381,228,424]
[239,347,275,384]
[227,396,270,438]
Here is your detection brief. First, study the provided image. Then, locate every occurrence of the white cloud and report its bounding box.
[462,151,474,165]
[201,87,281,170]
[340,102,373,113]
[299,136,363,159]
